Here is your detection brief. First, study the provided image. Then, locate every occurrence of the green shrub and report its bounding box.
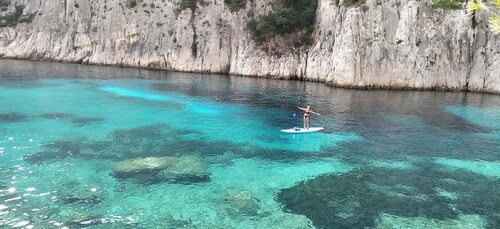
[224,0,246,12]
[361,4,369,12]
[247,0,318,46]
[0,5,24,27]
[178,0,198,12]
[191,33,198,57]
[125,0,143,8]
[432,0,463,10]
[343,0,365,7]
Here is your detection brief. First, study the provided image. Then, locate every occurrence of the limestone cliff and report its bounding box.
[0,0,498,93]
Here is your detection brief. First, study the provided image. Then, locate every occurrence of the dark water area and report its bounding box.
[0,59,499,228]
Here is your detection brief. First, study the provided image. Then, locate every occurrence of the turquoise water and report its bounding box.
[1,60,500,228]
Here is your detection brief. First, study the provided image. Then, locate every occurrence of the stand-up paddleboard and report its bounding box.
[281,127,324,133]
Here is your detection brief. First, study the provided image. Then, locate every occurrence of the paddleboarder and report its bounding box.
[297,105,320,129]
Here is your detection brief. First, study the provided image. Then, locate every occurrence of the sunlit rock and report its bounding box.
[114,156,210,184]
[222,190,261,216]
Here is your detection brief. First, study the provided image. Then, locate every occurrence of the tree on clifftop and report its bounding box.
[467,0,500,33]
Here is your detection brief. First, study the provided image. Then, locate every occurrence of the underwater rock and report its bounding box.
[59,124,236,160]
[223,190,261,216]
[375,213,487,229]
[38,113,103,126]
[71,117,104,126]
[277,164,500,229]
[113,156,210,184]
[0,112,28,123]
[161,215,196,228]
[84,125,177,159]
[264,213,315,229]
[65,213,106,228]
[24,139,84,164]
[39,113,75,120]
[205,151,238,166]
[59,193,101,205]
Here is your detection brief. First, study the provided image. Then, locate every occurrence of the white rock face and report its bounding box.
[0,0,498,93]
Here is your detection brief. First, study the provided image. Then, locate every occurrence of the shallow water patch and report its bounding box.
[445,106,500,130]
[100,86,170,102]
[375,214,487,229]
[370,160,414,170]
[435,158,500,178]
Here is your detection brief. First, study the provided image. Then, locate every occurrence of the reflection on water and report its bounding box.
[0,60,499,228]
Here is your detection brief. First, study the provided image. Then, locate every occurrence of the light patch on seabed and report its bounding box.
[375,214,487,229]
[100,86,171,102]
[445,106,500,129]
[99,86,227,115]
[370,160,414,170]
[210,157,353,195]
[435,158,500,178]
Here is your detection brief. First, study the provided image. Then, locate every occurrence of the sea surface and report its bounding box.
[0,60,499,229]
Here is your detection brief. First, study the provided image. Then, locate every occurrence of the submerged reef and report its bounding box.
[39,113,76,120]
[0,112,28,123]
[24,139,84,164]
[221,190,261,216]
[70,117,104,126]
[113,156,210,184]
[25,124,325,166]
[276,163,500,229]
[38,112,103,126]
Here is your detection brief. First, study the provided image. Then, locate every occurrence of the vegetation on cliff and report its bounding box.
[432,0,463,9]
[125,0,144,8]
[0,5,36,27]
[247,0,317,48]
[467,0,500,34]
[224,0,247,12]
[336,0,365,7]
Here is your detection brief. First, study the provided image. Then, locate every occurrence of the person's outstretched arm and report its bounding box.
[310,110,321,116]
[297,106,307,111]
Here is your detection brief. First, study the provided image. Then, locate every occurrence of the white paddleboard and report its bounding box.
[281,127,324,133]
